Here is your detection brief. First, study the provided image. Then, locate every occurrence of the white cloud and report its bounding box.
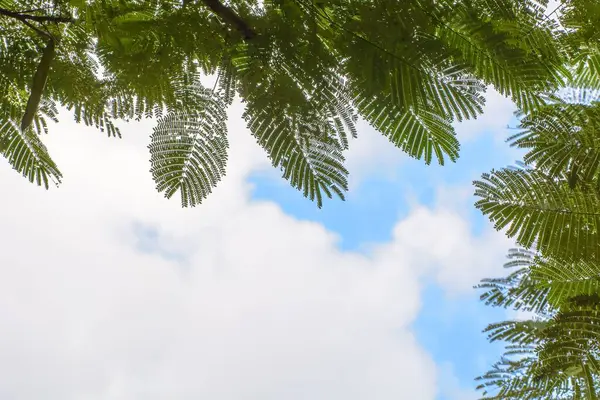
[345,121,406,187]
[436,363,478,400]
[453,88,516,143]
[386,205,510,295]
[0,101,509,399]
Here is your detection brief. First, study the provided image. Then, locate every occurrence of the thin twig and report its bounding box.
[522,2,567,37]
[20,18,53,40]
[0,7,73,23]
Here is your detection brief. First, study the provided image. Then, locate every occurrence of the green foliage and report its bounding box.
[561,0,600,90]
[0,117,62,188]
[511,94,600,190]
[149,85,229,207]
[0,0,567,206]
[473,2,600,398]
[476,251,600,399]
[475,167,600,260]
[479,249,551,314]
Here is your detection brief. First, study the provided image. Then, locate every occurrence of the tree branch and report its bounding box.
[201,0,256,39]
[0,7,73,24]
[20,17,53,40]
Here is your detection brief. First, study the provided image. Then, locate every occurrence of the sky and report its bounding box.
[0,86,524,399]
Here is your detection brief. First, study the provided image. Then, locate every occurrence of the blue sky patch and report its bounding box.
[247,120,521,398]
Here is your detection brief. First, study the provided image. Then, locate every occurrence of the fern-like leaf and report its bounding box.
[474,168,600,260]
[512,101,600,188]
[532,258,600,307]
[149,87,228,207]
[0,119,62,188]
[244,103,348,208]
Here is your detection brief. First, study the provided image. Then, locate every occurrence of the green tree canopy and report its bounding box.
[0,0,566,206]
[476,249,600,399]
[474,1,600,398]
[474,101,600,398]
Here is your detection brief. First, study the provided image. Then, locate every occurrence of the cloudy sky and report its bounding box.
[0,85,523,400]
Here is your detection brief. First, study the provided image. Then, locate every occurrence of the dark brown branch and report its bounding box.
[20,18,53,40]
[0,7,73,24]
[201,0,256,39]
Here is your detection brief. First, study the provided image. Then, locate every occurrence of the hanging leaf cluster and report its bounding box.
[0,0,567,206]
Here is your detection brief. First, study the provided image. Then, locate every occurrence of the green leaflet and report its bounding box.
[583,362,598,400]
